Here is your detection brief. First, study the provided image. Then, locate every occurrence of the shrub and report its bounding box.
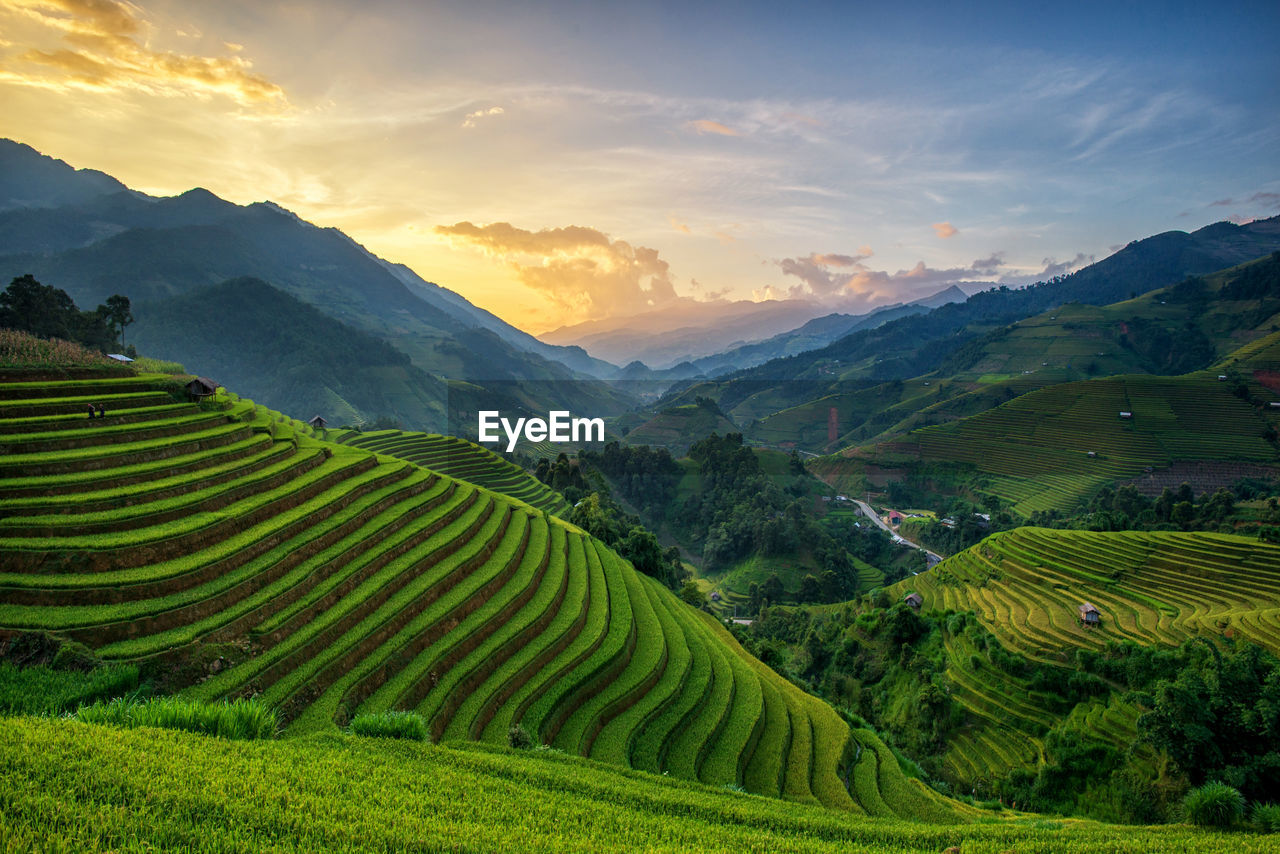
[508,724,534,750]
[0,662,139,716]
[76,697,276,741]
[349,711,428,741]
[1254,803,1280,833]
[1183,781,1245,827]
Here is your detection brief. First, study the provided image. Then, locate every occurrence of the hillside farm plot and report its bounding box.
[894,373,1278,515]
[889,527,1280,784]
[12,716,1273,853]
[0,371,943,815]
[339,429,571,517]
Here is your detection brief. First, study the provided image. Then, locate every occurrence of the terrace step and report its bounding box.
[267,502,513,725]
[0,439,297,517]
[0,452,378,573]
[0,445,328,537]
[0,410,233,455]
[0,433,275,499]
[0,377,159,401]
[0,420,255,479]
[212,491,494,702]
[0,403,191,434]
[329,512,541,726]
[0,391,176,419]
[1,466,436,613]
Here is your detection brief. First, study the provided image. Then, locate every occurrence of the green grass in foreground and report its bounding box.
[3,717,1273,853]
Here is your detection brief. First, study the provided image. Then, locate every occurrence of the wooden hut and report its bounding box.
[308,415,328,430]
[1078,602,1101,628]
[904,592,923,610]
[185,377,219,400]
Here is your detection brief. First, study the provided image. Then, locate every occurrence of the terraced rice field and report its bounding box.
[14,717,1272,854]
[336,429,571,517]
[0,371,960,818]
[895,372,1277,515]
[892,527,1280,783]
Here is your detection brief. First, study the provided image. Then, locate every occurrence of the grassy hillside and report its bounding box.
[885,527,1280,787]
[132,276,448,429]
[623,400,741,454]
[10,717,1272,853]
[813,369,1280,517]
[688,249,1280,455]
[336,428,572,518]
[0,368,915,814]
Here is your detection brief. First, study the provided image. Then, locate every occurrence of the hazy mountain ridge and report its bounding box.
[0,140,636,428]
[686,284,969,377]
[691,217,1280,391]
[540,297,826,368]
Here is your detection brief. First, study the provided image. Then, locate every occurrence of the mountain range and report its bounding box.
[657,216,1280,450]
[0,140,634,429]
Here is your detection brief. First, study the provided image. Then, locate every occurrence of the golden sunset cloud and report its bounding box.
[0,0,285,104]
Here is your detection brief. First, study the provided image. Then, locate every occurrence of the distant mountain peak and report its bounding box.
[0,138,126,211]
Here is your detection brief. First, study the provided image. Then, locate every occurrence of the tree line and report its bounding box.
[0,275,132,354]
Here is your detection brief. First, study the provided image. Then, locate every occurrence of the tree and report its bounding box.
[798,573,822,603]
[0,274,76,339]
[761,573,785,605]
[104,294,133,345]
[679,581,704,607]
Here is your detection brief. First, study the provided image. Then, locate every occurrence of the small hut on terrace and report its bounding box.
[185,377,219,400]
[904,592,923,610]
[1078,602,1101,628]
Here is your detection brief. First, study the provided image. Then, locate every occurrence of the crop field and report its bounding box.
[890,527,1280,784]
[8,717,1273,854]
[0,371,949,816]
[884,372,1278,515]
[336,429,571,517]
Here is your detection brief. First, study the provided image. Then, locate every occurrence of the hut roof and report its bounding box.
[1079,601,1100,615]
[186,377,219,395]
[904,592,923,607]
[308,415,327,428]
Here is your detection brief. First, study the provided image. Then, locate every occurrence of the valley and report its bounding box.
[4,83,1280,848]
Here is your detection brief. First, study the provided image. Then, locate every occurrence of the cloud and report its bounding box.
[0,0,286,105]
[775,248,1009,304]
[932,221,958,239]
[688,119,740,137]
[461,105,504,128]
[668,215,691,234]
[435,221,683,321]
[1210,192,1280,210]
[969,253,1004,275]
[996,252,1094,284]
[1037,252,1093,279]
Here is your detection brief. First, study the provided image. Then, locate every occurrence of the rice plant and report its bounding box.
[349,711,429,741]
[76,696,277,741]
[0,661,139,715]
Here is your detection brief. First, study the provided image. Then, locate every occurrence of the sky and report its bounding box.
[1,0,1277,335]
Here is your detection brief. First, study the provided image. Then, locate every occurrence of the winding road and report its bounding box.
[851,499,944,567]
